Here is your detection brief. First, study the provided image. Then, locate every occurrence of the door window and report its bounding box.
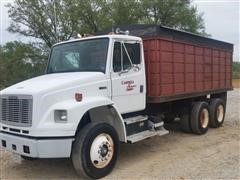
[113,42,140,72]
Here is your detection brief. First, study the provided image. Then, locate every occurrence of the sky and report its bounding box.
[193,0,239,61]
[0,0,239,61]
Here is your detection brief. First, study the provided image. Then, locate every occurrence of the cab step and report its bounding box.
[124,115,169,142]
[124,115,148,125]
[124,115,149,136]
[127,128,169,143]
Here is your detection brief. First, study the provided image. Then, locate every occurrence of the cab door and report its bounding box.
[110,40,146,114]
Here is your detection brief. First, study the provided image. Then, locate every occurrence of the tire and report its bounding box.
[21,155,37,161]
[191,102,210,135]
[180,114,192,133]
[209,98,226,128]
[71,122,119,179]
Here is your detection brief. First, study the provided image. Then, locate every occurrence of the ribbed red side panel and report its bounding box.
[144,38,233,98]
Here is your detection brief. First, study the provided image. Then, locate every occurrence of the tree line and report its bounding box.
[7,0,206,48]
[233,62,240,79]
[0,42,47,89]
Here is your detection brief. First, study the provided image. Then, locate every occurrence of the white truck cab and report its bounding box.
[0,34,167,179]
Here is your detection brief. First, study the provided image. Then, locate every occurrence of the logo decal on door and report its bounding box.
[121,80,137,91]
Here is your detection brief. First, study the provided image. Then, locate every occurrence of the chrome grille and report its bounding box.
[0,95,32,127]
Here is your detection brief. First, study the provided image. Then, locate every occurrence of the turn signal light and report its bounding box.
[75,93,83,102]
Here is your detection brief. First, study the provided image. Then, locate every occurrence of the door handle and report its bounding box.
[140,85,144,93]
[99,86,107,90]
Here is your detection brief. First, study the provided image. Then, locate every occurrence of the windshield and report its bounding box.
[47,38,109,74]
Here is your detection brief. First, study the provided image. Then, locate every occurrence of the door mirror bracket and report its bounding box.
[118,65,140,76]
[118,69,129,76]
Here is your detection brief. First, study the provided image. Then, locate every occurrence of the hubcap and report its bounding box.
[200,108,209,128]
[90,133,114,168]
[217,105,224,122]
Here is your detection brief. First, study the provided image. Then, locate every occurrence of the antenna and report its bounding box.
[53,0,58,42]
[111,20,114,33]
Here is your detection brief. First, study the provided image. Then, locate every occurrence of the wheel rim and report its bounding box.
[90,133,114,168]
[200,108,209,128]
[217,105,224,123]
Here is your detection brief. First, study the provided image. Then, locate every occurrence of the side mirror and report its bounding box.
[132,64,140,72]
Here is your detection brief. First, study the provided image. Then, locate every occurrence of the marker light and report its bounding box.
[75,93,83,102]
[54,110,67,123]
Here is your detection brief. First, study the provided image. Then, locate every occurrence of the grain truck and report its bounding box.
[0,25,233,178]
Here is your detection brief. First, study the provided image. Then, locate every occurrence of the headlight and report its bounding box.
[54,110,67,123]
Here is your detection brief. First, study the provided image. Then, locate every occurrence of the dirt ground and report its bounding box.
[0,89,239,180]
[233,79,240,88]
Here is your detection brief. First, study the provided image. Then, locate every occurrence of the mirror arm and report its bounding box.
[118,69,129,76]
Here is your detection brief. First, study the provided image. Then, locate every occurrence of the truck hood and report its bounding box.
[1,72,106,95]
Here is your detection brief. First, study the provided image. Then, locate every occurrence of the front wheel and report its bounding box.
[71,122,119,179]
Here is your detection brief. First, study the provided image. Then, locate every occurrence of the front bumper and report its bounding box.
[0,132,74,158]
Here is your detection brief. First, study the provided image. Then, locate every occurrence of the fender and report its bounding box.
[35,96,127,142]
[71,96,127,142]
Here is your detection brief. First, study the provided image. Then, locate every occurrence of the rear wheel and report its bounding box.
[209,98,226,128]
[71,122,119,179]
[180,114,192,133]
[191,102,210,135]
